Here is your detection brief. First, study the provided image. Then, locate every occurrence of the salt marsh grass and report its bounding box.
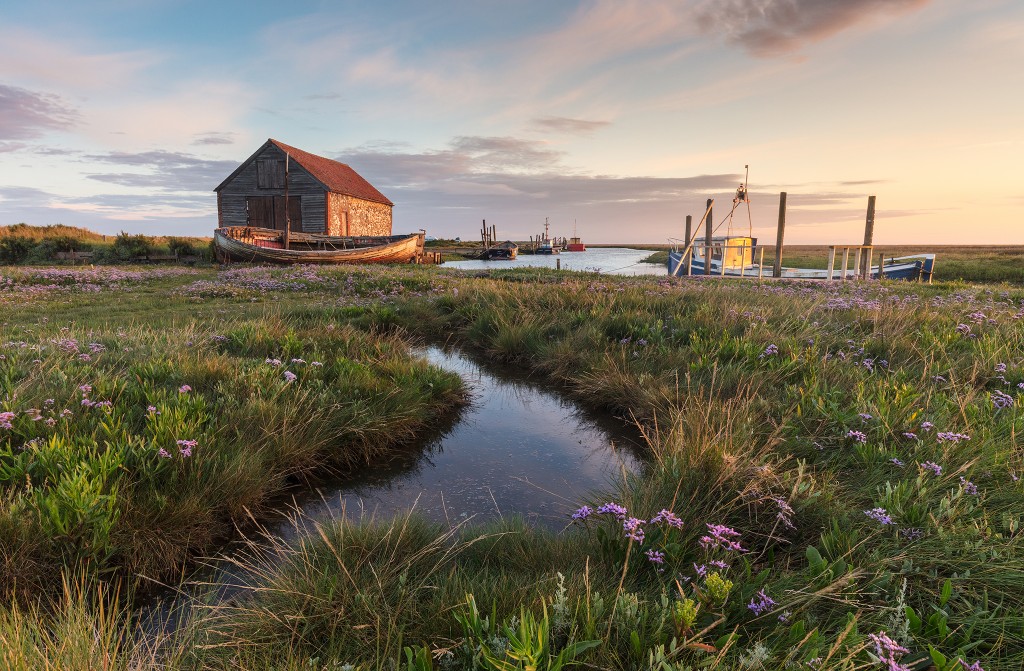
[1,263,1022,669]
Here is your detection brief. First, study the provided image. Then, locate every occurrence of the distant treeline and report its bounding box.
[0,224,213,265]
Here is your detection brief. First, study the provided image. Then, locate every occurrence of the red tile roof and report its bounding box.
[269,139,393,206]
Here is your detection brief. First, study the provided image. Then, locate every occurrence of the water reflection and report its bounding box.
[445,247,664,276]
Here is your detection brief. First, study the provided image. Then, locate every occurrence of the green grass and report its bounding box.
[1,263,1023,669]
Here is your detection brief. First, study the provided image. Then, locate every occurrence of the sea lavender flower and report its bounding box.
[864,508,893,525]
[147,405,160,414]
[902,431,917,440]
[936,432,969,444]
[900,528,924,541]
[959,477,979,496]
[597,502,628,519]
[700,523,745,552]
[283,370,297,383]
[157,448,172,459]
[921,421,934,431]
[995,363,1007,373]
[747,589,777,615]
[890,458,905,467]
[178,384,192,393]
[311,361,324,367]
[709,559,729,569]
[847,429,868,443]
[265,358,282,367]
[571,505,593,520]
[645,549,665,564]
[921,461,943,476]
[623,517,646,543]
[759,344,779,359]
[867,632,910,671]
[958,659,985,671]
[955,324,971,336]
[290,358,306,364]
[992,390,1014,409]
[79,384,92,395]
[0,411,16,430]
[650,509,684,529]
[693,563,707,578]
[859,413,873,421]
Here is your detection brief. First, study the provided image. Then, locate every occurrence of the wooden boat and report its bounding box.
[214,226,424,265]
[666,236,935,282]
[481,241,518,260]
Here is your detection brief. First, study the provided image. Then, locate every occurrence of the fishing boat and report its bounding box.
[214,226,424,264]
[481,241,519,260]
[564,220,586,251]
[666,236,935,281]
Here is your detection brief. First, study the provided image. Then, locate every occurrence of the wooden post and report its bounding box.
[841,247,850,281]
[758,247,765,280]
[556,258,560,270]
[853,248,862,280]
[861,196,875,279]
[684,214,692,276]
[704,198,713,276]
[283,153,291,250]
[827,246,836,280]
[773,191,786,278]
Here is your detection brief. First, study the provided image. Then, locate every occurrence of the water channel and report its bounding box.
[146,346,645,621]
[444,247,665,276]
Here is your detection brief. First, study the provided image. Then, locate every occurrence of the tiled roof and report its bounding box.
[269,139,393,206]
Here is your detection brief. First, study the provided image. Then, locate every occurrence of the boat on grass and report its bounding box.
[214,226,424,264]
[666,236,935,282]
[481,241,519,260]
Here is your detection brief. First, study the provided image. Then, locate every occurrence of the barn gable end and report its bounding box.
[215,140,393,237]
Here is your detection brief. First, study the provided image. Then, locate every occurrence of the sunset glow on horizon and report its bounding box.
[1,0,1021,244]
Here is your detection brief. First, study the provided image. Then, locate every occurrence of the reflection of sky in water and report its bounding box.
[445,247,665,276]
[279,346,645,535]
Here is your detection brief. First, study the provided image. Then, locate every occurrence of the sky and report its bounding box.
[0,0,1021,244]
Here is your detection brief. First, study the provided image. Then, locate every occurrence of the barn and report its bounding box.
[214,139,394,237]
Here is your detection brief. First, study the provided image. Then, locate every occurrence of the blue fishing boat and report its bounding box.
[667,236,935,282]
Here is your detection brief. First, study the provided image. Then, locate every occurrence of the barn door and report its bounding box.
[246,197,274,229]
[246,196,301,231]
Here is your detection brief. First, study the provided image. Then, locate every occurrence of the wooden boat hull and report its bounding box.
[214,227,423,265]
[667,252,936,282]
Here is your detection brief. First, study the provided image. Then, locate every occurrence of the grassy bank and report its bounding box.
[1,264,1023,669]
[0,265,465,598]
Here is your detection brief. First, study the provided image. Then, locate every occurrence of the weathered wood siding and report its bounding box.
[218,144,326,233]
[327,193,392,236]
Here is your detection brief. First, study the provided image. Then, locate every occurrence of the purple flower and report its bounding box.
[283,371,297,383]
[847,429,867,443]
[178,384,192,393]
[867,632,910,671]
[955,323,972,336]
[995,363,1007,373]
[699,523,745,552]
[959,659,985,671]
[265,358,282,367]
[900,528,924,541]
[623,517,646,543]
[157,448,172,459]
[747,589,777,615]
[759,344,779,359]
[650,509,684,529]
[858,413,873,421]
[864,508,893,525]
[921,461,942,476]
[645,549,665,564]
[79,384,92,395]
[901,432,917,440]
[991,390,1014,409]
[890,458,905,467]
[571,505,593,520]
[596,502,628,519]
[959,477,978,496]
[693,563,707,578]
[921,421,934,431]
[176,439,198,457]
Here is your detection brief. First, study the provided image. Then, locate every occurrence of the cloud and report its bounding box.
[83,150,239,192]
[0,84,78,140]
[694,0,932,57]
[530,116,611,135]
[191,132,236,146]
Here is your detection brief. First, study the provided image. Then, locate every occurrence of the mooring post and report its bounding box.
[684,214,693,275]
[862,196,876,279]
[827,246,837,280]
[773,191,786,278]
[704,198,713,276]
[556,258,560,270]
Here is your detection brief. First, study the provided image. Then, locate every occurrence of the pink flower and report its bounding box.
[178,384,192,393]
[283,371,297,383]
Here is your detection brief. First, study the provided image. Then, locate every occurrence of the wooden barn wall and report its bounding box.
[217,144,326,232]
[327,193,392,236]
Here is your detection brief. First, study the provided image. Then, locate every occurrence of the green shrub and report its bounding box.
[0,238,31,264]
[167,237,196,258]
[110,232,152,260]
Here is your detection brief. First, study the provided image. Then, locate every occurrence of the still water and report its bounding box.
[445,247,665,276]
[286,346,644,531]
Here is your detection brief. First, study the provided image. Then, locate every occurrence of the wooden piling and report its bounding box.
[704,199,713,276]
[861,196,875,279]
[556,258,561,270]
[772,191,786,278]
[684,214,693,275]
